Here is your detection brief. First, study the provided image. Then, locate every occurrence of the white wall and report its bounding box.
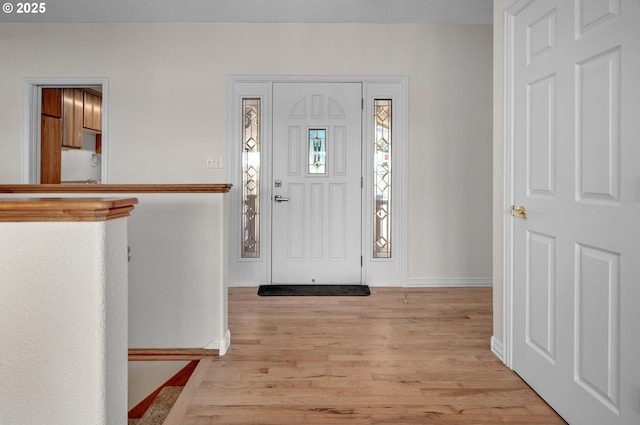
[0,22,493,282]
[0,219,128,425]
[61,134,102,183]
[126,192,228,407]
[126,194,227,348]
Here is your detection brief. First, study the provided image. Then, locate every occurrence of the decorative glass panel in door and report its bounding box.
[308,129,327,174]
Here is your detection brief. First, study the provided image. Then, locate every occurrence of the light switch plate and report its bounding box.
[206,157,223,169]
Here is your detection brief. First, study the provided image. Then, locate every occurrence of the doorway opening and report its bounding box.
[23,78,109,184]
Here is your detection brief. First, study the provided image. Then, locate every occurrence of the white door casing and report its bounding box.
[505,1,640,424]
[226,76,407,287]
[271,82,362,284]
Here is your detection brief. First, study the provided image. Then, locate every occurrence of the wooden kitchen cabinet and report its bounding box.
[62,88,83,149]
[41,88,63,183]
[83,91,102,132]
[41,115,62,184]
[95,134,102,154]
[42,88,62,118]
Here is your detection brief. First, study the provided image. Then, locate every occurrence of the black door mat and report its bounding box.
[258,284,370,296]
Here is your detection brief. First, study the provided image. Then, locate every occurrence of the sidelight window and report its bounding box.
[241,98,261,258]
[374,99,392,258]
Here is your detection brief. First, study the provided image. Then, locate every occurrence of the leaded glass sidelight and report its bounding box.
[374,100,392,258]
[308,129,327,174]
[242,99,261,258]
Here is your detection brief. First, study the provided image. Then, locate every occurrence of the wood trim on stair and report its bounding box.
[128,348,219,361]
[0,197,137,222]
[128,361,199,419]
[127,347,219,418]
[161,356,215,425]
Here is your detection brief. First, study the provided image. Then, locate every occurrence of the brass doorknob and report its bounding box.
[510,205,527,219]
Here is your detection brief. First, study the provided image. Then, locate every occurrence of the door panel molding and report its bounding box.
[504,1,639,423]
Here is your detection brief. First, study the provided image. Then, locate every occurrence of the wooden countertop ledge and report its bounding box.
[0,197,138,222]
[0,184,232,194]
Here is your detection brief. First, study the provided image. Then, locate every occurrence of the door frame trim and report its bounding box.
[502,0,537,369]
[227,75,408,287]
[22,77,110,183]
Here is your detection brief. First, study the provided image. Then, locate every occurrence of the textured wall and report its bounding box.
[0,219,128,425]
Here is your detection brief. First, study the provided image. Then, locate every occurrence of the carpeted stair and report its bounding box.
[128,386,183,425]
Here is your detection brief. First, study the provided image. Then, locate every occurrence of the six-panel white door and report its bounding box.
[511,1,640,424]
[271,82,362,284]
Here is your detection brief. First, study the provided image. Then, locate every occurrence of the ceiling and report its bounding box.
[0,0,493,24]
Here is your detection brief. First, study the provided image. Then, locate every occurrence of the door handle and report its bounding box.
[274,195,289,203]
[510,205,527,219]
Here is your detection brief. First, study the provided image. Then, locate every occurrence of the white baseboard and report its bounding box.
[491,335,505,362]
[203,329,231,356]
[407,277,493,287]
[227,282,260,288]
[366,281,402,288]
[228,279,492,288]
[230,282,405,288]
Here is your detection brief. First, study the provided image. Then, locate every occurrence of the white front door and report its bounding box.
[271,82,362,284]
[510,1,640,424]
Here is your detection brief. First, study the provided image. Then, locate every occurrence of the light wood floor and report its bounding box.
[177,288,567,424]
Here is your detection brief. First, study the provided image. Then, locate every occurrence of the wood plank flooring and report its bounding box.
[177,288,567,424]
